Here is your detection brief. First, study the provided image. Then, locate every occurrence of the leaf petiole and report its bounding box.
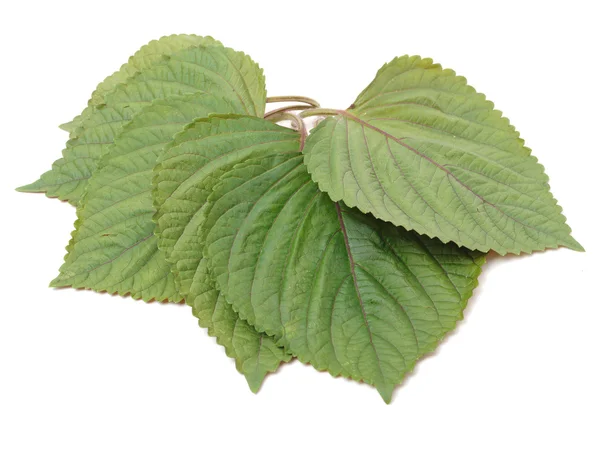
[266,95,320,107]
[264,104,312,119]
[265,111,307,151]
[298,108,340,118]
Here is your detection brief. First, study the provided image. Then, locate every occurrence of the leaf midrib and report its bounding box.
[334,202,386,384]
[336,110,561,248]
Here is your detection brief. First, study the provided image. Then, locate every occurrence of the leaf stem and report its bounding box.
[264,104,312,119]
[266,96,320,107]
[298,108,341,118]
[266,112,307,152]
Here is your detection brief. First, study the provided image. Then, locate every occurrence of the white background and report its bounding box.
[1,1,598,449]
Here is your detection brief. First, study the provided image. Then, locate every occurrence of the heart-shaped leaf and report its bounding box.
[303,56,582,255]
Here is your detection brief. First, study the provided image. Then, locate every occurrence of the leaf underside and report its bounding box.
[19,39,266,205]
[303,55,582,255]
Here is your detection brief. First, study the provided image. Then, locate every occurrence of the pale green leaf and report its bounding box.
[50,93,244,301]
[201,146,483,402]
[19,43,266,205]
[303,55,582,255]
[60,34,222,133]
[17,107,132,205]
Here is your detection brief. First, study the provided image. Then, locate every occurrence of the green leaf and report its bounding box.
[152,116,300,388]
[50,93,244,301]
[153,116,299,260]
[60,34,222,134]
[189,258,291,392]
[200,146,483,402]
[303,55,582,255]
[17,106,133,205]
[19,43,266,205]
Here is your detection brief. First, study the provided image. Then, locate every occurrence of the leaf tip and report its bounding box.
[15,181,43,193]
[571,241,585,253]
[49,275,67,288]
[376,383,394,404]
[245,371,267,394]
[564,235,585,253]
[59,121,76,132]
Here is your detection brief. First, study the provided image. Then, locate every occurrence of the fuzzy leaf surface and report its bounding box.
[19,44,266,204]
[193,127,483,402]
[303,55,581,254]
[50,93,243,301]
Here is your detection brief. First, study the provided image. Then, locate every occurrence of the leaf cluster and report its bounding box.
[17,35,582,403]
